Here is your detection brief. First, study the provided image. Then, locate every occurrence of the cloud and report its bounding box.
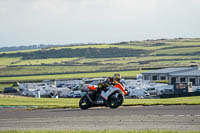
[0,0,200,46]
[192,0,200,5]
[29,0,158,18]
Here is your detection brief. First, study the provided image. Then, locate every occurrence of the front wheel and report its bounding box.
[79,96,92,110]
[107,92,123,109]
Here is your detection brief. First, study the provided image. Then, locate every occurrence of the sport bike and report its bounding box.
[79,83,127,110]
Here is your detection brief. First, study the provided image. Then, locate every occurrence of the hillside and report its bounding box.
[0,38,200,81]
[0,47,148,59]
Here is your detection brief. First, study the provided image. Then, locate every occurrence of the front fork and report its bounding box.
[85,93,95,104]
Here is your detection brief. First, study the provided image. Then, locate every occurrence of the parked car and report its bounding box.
[73,93,82,98]
[3,87,18,93]
[145,87,157,95]
[65,92,74,98]
[156,87,174,96]
[129,88,150,99]
[196,87,200,92]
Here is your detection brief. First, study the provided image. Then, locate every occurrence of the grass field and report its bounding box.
[13,58,78,65]
[0,38,200,83]
[0,49,39,54]
[0,55,199,76]
[62,44,170,51]
[0,96,200,109]
[148,60,200,68]
[0,130,200,133]
[2,56,199,66]
[0,66,103,76]
[0,70,146,82]
[167,41,200,46]
[152,47,200,55]
[0,57,21,65]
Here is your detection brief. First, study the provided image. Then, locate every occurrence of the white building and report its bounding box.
[142,66,200,86]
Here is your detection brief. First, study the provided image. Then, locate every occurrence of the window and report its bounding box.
[189,78,196,86]
[160,76,166,80]
[176,83,186,89]
[144,75,149,80]
[180,78,185,82]
[152,76,157,80]
[171,77,176,84]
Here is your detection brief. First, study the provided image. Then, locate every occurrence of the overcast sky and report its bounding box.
[0,0,200,47]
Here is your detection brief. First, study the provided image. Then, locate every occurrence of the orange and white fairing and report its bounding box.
[87,85,97,91]
[114,83,127,95]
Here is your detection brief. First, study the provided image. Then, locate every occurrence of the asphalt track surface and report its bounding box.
[0,105,200,131]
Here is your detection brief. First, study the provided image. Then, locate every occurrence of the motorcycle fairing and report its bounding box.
[87,85,97,91]
[100,87,122,100]
[114,83,127,95]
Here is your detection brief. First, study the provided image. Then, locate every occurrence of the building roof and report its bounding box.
[170,69,200,76]
[142,67,197,74]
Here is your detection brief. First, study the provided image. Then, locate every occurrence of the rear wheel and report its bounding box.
[79,96,92,110]
[107,92,123,109]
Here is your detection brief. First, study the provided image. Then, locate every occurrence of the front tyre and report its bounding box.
[79,96,92,110]
[108,92,123,109]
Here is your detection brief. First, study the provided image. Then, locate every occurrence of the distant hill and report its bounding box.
[0,38,200,79]
[0,44,50,52]
[0,47,148,59]
[0,38,200,59]
[0,43,89,52]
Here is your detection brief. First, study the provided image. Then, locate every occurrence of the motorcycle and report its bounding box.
[79,83,127,110]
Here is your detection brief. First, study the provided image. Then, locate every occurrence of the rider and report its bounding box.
[98,73,122,91]
[92,73,121,100]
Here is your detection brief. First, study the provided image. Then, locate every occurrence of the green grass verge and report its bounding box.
[0,96,200,109]
[0,70,146,82]
[0,130,199,133]
[0,96,79,109]
[123,96,200,106]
